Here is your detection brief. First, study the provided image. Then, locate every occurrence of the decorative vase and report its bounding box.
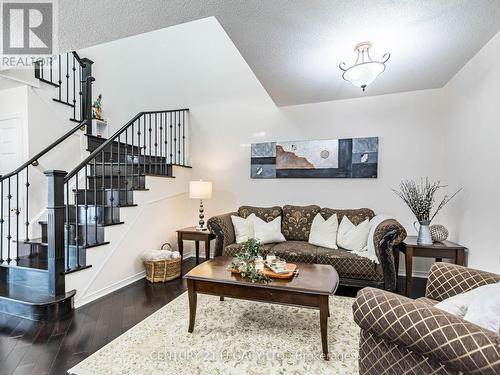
[430,224,449,242]
[413,220,433,245]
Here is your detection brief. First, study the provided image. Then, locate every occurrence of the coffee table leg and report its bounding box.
[220,296,224,301]
[319,295,329,360]
[187,279,197,333]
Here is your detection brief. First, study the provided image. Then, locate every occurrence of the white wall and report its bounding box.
[0,86,29,164]
[441,30,500,273]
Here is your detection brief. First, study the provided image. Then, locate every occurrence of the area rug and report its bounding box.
[69,293,359,375]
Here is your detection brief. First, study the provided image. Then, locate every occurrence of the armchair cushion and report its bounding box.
[353,287,500,374]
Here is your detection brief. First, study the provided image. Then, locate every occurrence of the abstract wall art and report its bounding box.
[250,137,378,179]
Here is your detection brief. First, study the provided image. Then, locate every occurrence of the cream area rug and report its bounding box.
[69,293,359,375]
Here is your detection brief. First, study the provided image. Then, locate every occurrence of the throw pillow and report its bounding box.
[308,213,339,249]
[463,283,500,332]
[435,282,500,332]
[231,214,256,244]
[337,215,370,251]
[253,216,286,245]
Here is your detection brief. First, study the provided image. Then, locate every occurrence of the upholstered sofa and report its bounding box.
[353,262,500,375]
[207,205,406,291]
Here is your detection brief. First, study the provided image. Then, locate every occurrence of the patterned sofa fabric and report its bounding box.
[269,241,318,263]
[224,243,276,258]
[319,207,375,224]
[353,268,500,375]
[207,212,236,257]
[281,205,320,241]
[316,247,383,281]
[238,206,282,222]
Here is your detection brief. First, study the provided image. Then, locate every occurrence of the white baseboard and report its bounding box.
[74,271,146,308]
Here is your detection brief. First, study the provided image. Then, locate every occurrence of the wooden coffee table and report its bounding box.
[184,256,339,360]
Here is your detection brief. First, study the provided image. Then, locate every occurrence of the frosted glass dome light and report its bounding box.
[339,42,390,91]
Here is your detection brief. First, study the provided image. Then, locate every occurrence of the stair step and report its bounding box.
[87,175,146,190]
[94,152,169,165]
[52,98,75,107]
[67,204,121,225]
[37,78,60,87]
[88,163,172,177]
[86,134,142,155]
[74,188,134,206]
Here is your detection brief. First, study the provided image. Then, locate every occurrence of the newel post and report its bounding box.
[80,57,94,134]
[44,170,66,296]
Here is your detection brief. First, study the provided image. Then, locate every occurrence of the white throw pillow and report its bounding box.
[435,282,500,332]
[463,283,500,332]
[309,213,338,249]
[253,216,286,245]
[337,216,370,251]
[231,213,256,244]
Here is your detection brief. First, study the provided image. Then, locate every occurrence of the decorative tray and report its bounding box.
[262,263,297,279]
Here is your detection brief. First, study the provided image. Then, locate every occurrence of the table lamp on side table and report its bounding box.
[189,180,212,231]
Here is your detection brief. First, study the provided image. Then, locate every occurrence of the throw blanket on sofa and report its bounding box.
[353,214,392,264]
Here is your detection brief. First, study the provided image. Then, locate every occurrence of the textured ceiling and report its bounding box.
[59,0,500,106]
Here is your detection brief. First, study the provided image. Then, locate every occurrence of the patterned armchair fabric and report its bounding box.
[353,268,500,375]
[207,206,406,291]
[425,262,500,302]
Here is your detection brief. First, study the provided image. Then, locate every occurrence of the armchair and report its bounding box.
[353,262,500,375]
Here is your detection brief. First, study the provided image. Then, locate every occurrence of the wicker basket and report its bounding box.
[144,243,182,282]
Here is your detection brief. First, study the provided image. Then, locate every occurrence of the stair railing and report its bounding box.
[35,51,94,126]
[0,119,89,267]
[57,109,189,274]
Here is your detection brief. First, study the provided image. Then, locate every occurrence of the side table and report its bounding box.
[177,227,216,264]
[395,236,467,297]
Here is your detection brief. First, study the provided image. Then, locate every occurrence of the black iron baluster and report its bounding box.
[148,114,152,175]
[154,113,158,175]
[182,110,186,166]
[177,111,181,165]
[25,167,29,241]
[15,174,19,262]
[84,165,89,247]
[173,111,177,165]
[7,178,11,263]
[124,129,128,204]
[78,64,83,121]
[49,56,53,83]
[66,53,70,103]
[159,113,163,175]
[137,118,141,190]
[93,158,98,244]
[117,134,121,208]
[65,183,70,272]
[58,54,62,101]
[0,180,3,264]
[74,172,80,268]
[143,115,147,184]
[169,112,173,164]
[72,55,76,120]
[110,138,114,223]
[101,149,105,225]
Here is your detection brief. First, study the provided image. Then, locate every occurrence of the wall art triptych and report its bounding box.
[250,137,378,179]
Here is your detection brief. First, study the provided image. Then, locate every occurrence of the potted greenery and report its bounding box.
[393,178,461,245]
[227,239,270,284]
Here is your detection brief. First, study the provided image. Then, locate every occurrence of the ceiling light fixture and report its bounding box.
[339,42,390,91]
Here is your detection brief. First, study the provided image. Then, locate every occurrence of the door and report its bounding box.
[0,116,24,261]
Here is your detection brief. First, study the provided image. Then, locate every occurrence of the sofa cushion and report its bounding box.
[238,206,282,222]
[270,241,317,263]
[316,246,383,281]
[281,205,320,241]
[320,207,375,225]
[223,243,276,258]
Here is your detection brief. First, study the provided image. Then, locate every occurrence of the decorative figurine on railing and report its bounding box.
[92,94,103,120]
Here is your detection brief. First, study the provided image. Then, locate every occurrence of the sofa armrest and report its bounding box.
[207,212,237,257]
[353,287,500,375]
[374,219,407,291]
[425,262,500,301]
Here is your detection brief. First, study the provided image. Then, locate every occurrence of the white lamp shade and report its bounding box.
[342,61,385,88]
[189,180,212,199]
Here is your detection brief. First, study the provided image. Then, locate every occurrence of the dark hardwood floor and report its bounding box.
[0,257,426,375]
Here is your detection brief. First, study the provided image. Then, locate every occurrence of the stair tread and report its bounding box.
[64,265,92,274]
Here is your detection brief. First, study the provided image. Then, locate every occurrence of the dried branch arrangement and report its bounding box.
[393,178,462,222]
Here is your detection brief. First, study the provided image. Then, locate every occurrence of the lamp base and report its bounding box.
[195,226,208,231]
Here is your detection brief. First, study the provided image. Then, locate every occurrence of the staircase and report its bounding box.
[0,52,190,320]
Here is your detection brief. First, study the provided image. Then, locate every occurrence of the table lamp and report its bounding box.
[189,180,212,231]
